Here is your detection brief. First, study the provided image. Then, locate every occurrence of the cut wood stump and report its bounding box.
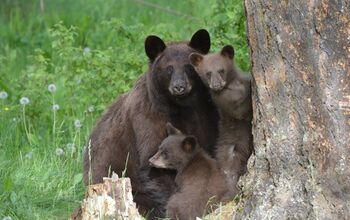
[72,172,142,220]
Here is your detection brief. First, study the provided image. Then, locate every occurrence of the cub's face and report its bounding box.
[145,29,211,104]
[149,123,197,170]
[189,45,235,92]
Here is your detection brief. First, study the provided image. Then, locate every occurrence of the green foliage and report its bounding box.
[0,0,249,219]
[208,0,250,70]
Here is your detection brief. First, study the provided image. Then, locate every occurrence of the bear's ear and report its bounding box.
[189,53,203,67]
[181,136,197,152]
[221,45,235,59]
[166,122,182,136]
[145,35,166,62]
[189,29,210,54]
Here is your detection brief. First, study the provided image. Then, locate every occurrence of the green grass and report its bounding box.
[0,0,249,219]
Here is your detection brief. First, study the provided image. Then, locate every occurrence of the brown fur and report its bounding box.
[190,45,253,193]
[149,123,235,220]
[83,30,219,219]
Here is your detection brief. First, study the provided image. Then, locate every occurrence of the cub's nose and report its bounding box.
[149,158,154,166]
[210,81,226,92]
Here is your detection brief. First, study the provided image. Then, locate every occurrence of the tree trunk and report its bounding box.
[238,0,350,219]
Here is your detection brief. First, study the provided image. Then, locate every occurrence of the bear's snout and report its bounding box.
[149,157,156,167]
[169,80,192,97]
[172,85,186,94]
[168,71,192,97]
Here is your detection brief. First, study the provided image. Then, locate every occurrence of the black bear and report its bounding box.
[83,29,219,218]
[149,123,235,220]
[189,45,253,192]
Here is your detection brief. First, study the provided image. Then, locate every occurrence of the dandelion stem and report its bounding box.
[22,105,31,145]
[77,128,81,156]
[52,94,56,146]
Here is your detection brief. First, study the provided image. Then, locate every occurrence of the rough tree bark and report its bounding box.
[72,173,141,220]
[237,0,350,219]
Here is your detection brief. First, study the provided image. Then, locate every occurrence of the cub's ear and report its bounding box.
[189,29,210,54]
[181,136,197,152]
[145,35,166,62]
[189,53,203,67]
[221,45,235,59]
[166,122,182,136]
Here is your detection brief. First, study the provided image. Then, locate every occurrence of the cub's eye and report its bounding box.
[166,66,174,75]
[162,151,168,159]
[218,69,224,75]
[206,72,212,78]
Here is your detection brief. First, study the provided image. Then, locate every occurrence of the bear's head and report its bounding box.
[149,122,198,171]
[189,45,235,92]
[145,29,211,106]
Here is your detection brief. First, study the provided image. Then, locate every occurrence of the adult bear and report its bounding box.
[83,29,219,218]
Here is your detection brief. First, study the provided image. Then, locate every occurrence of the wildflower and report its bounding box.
[0,91,8,99]
[88,105,94,113]
[55,148,64,156]
[20,97,30,105]
[48,84,57,93]
[3,216,12,220]
[4,107,10,111]
[74,119,82,129]
[83,47,91,55]
[25,152,33,160]
[66,143,76,153]
[12,118,17,122]
[52,104,60,111]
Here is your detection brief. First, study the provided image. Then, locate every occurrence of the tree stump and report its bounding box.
[77,173,141,220]
[236,0,350,219]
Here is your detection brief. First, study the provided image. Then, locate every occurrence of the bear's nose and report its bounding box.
[149,158,155,166]
[173,86,185,94]
[171,85,186,96]
[210,81,226,92]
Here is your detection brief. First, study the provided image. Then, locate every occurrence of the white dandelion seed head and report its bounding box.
[25,152,33,160]
[52,104,60,111]
[88,105,94,113]
[12,117,17,122]
[83,47,91,54]
[20,97,30,105]
[76,79,81,85]
[3,216,12,220]
[55,148,64,156]
[66,143,76,153]
[48,84,57,93]
[0,91,8,99]
[74,119,82,129]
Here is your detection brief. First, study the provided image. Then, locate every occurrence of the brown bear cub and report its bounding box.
[149,123,235,220]
[189,45,253,192]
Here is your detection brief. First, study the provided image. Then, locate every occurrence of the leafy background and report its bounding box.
[0,0,249,219]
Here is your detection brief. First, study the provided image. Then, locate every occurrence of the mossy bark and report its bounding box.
[238,0,350,219]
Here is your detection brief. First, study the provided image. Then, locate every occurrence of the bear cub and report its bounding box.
[189,45,253,192]
[149,123,235,220]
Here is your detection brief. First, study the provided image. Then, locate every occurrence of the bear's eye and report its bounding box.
[162,150,168,159]
[206,71,212,78]
[218,69,225,77]
[166,66,174,75]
